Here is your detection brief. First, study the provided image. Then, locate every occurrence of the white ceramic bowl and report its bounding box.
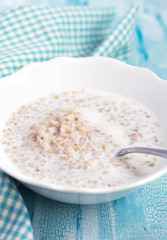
[0,57,167,204]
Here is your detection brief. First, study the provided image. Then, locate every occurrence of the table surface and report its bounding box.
[1,0,167,240]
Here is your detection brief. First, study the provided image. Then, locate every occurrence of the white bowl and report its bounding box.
[0,57,167,204]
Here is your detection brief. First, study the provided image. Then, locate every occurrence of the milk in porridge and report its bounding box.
[1,89,166,188]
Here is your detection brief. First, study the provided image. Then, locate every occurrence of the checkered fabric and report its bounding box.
[0,5,139,79]
[0,171,34,240]
[0,5,138,240]
[0,6,115,78]
[92,5,139,59]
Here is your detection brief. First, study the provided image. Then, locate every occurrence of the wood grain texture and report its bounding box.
[8,0,167,239]
[19,175,167,239]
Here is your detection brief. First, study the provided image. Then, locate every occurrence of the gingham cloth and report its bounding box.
[0,171,33,240]
[0,5,139,240]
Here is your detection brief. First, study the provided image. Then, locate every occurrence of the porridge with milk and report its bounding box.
[0,89,166,188]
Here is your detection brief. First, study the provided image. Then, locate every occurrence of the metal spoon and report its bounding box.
[116,147,167,158]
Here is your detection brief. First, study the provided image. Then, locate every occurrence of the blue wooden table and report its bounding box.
[1,0,167,239]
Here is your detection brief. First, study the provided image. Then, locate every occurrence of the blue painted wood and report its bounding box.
[20,176,167,240]
[1,0,167,239]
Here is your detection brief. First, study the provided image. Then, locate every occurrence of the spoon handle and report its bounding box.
[116,147,167,158]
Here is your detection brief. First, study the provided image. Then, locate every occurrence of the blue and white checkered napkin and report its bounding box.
[0,171,33,240]
[0,4,138,239]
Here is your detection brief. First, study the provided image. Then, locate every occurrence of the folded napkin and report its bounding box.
[0,5,138,239]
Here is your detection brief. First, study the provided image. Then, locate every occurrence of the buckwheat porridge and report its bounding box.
[0,89,166,188]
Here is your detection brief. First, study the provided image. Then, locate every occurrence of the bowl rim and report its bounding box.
[0,56,167,195]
